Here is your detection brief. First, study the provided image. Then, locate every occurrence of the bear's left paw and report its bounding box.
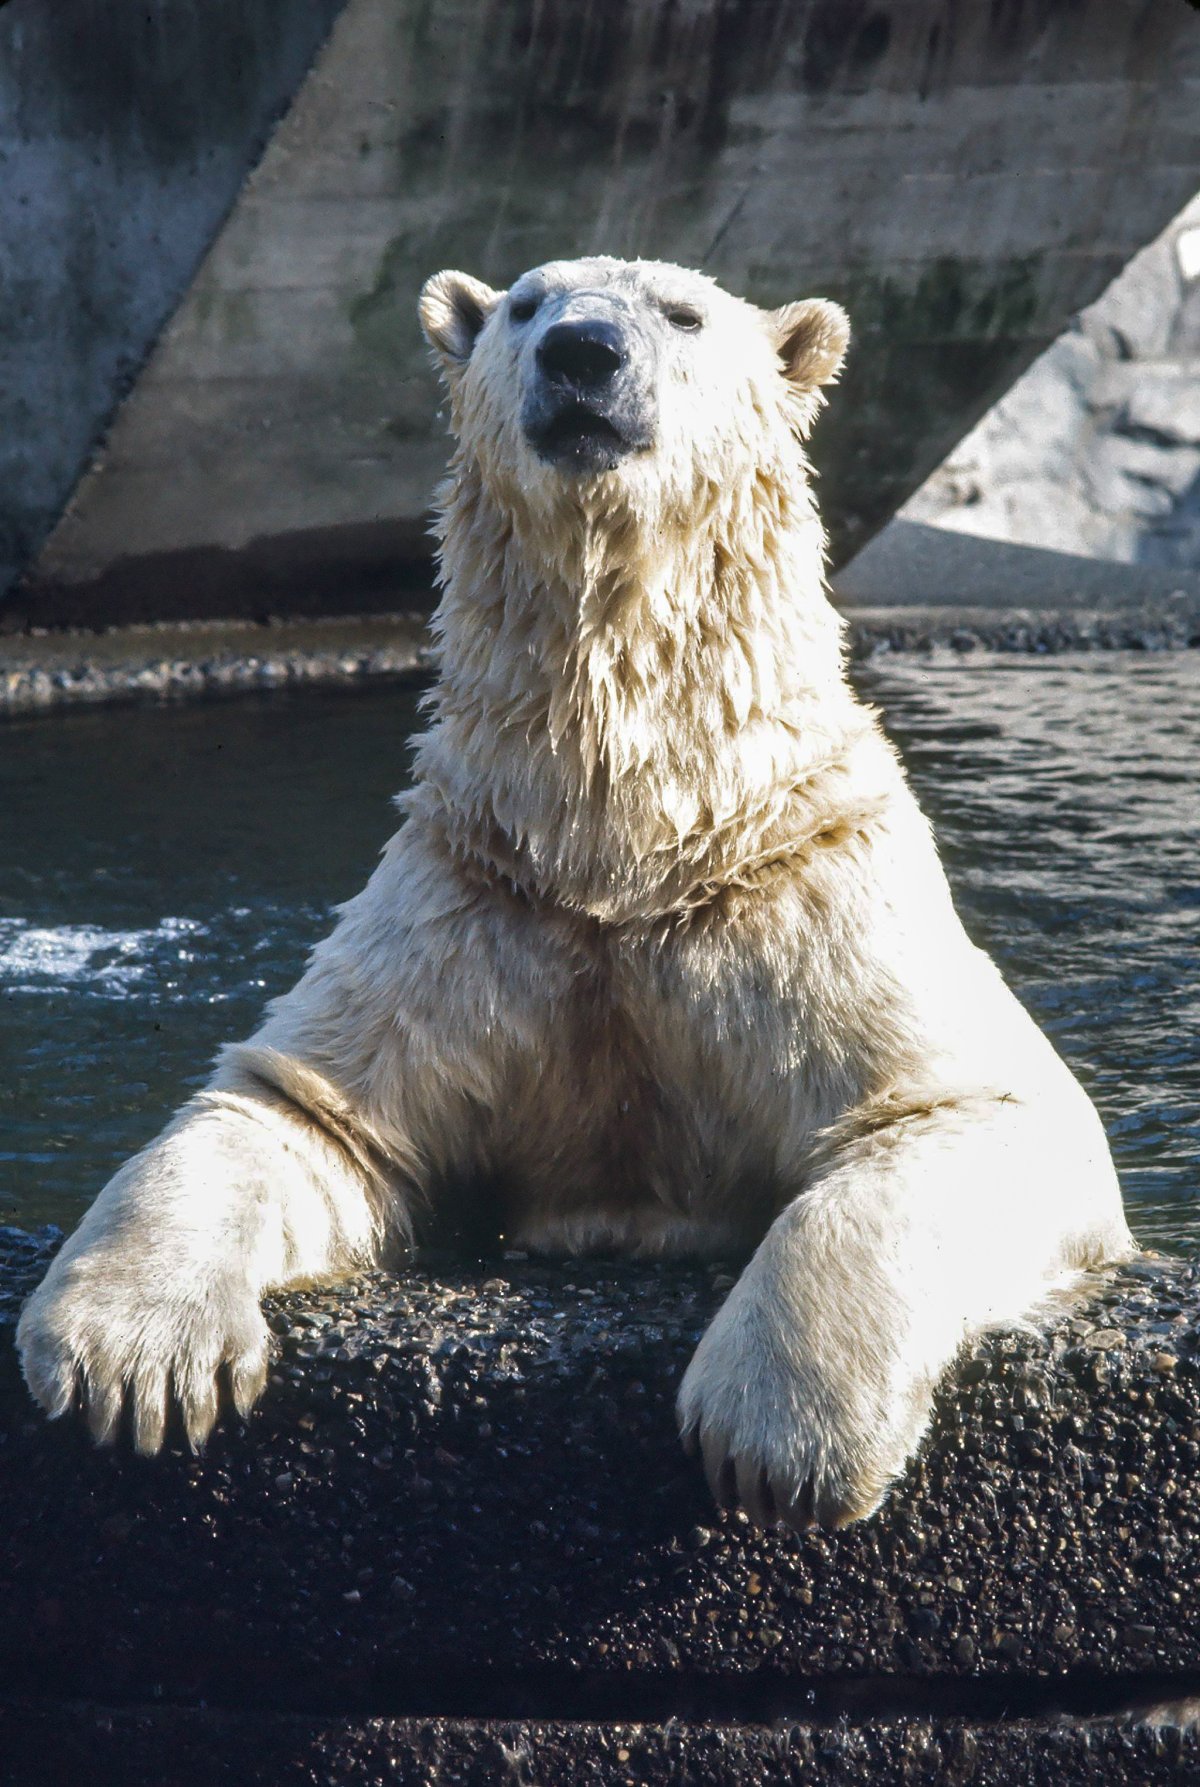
[676,1280,928,1531]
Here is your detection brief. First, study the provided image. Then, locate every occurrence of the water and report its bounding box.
[861,654,1200,1254]
[1,655,1197,1251]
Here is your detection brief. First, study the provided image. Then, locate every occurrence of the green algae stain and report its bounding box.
[347,237,415,367]
[818,255,1041,346]
[347,211,516,370]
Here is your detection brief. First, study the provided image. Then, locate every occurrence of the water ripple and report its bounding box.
[0,917,207,996]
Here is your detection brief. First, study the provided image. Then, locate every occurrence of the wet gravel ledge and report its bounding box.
[845,603,1200,656]
[2,1227,1200,1724]
[0,614,435,716]
[0,1700,1197,1787]
[2,600,1198,716]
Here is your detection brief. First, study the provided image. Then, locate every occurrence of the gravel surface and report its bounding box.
[845,603,1200,656]
[3,1227,1199,1780]
[1,1700,1198,1786]
[2,1230,1200,1705]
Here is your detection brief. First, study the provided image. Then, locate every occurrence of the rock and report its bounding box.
[0,615,435,717]
[1125,375,1200,449]
[900,189,1200,573]
[2,1229,1200,1781]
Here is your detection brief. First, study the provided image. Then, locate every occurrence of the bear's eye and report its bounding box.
[509,294,541,324]
[665,306,703,332]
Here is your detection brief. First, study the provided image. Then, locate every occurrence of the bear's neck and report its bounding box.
[410,459,872,925]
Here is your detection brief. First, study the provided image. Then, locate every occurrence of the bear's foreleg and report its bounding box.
[677,1089,1133,1529]
[16,820,547,1453]
[16,1072,400,1455]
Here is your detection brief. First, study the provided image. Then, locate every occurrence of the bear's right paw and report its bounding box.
[16,1256,271,1456]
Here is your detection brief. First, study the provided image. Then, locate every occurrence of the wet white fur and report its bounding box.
[17,257,1134,1525]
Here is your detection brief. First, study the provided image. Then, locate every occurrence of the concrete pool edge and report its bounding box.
[3,594,1200,718]
[2,1225,1200,1781]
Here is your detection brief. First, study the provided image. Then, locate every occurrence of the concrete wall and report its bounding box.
[7,0,1200,625]
[0,0,345,606]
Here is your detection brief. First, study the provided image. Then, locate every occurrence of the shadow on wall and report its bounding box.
[1138,464,1200,572]
[0,0,346,600]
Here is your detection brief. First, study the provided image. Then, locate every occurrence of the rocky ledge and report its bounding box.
[4,596,1199,721]
[0,613,433,717]
[1,1228,1199,1783]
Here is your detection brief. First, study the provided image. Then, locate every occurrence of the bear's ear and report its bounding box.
[767,298,850,390]
[419,271,502,374]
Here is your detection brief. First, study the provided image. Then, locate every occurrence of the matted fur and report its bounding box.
[17,256,1134,1526]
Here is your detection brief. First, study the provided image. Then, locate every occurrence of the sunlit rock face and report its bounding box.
[906,192,1200,572]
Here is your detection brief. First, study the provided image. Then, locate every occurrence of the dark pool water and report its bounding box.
[2,655,1197,1251]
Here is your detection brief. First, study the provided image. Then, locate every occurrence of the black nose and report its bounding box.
[536,320,626,389]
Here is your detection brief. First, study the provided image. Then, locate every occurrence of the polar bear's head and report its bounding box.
[419,256,848,526]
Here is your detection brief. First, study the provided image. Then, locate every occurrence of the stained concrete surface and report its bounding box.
[13,0,1200,625]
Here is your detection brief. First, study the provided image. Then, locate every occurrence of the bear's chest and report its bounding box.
[478,914,861,1255]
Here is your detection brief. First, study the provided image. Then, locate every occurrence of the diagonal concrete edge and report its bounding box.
[0,0,350,605]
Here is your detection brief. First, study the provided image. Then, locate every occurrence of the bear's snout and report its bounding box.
[536,320,627,391]
[522,306,655,478]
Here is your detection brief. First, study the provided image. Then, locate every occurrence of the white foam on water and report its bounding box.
[0,917,207,996]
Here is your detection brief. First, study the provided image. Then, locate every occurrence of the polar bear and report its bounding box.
[17,256,1134,1527]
